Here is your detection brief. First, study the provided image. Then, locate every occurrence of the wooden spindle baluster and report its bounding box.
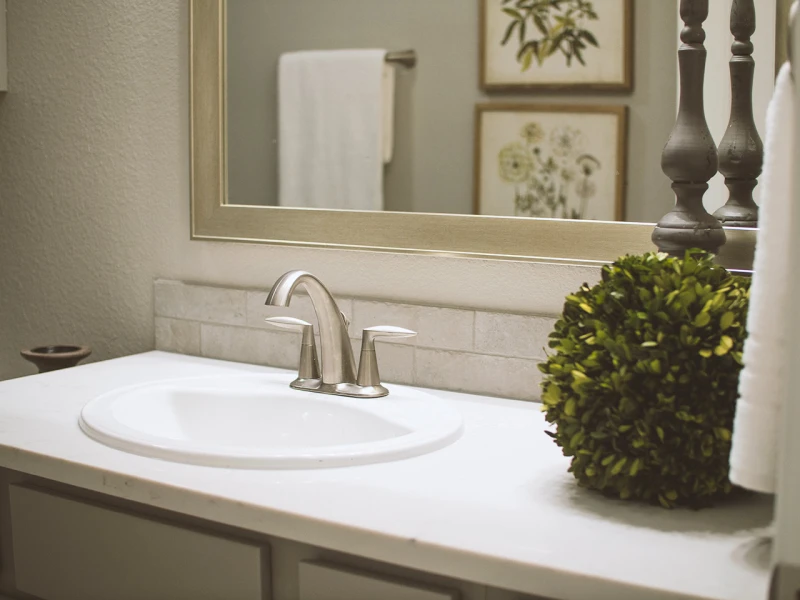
[713,0,763,227]
[653,0,726,255]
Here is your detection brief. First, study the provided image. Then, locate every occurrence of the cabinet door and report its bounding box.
[299,561,458,600]
[9,485,267,600]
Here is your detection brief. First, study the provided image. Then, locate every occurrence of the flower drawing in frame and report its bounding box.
[475,104,627,222]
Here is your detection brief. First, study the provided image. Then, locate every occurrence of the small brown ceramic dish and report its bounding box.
[20,345,92,373]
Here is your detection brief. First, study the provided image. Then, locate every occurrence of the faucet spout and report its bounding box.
[266,271,356,385]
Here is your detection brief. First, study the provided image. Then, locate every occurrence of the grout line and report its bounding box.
[155,315,205,325]
[156,279,562,318]
[410,346,417,385]
[197,320,204,357]
[469,310,476,352]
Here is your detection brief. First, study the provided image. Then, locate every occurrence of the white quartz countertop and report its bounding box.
[0,352,773,600]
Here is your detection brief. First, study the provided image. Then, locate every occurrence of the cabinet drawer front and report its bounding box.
[299,561,459,600]
[9,485,266,600]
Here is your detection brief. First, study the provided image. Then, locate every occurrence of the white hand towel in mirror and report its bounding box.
[278,49,393,211]
[729,63,796,494]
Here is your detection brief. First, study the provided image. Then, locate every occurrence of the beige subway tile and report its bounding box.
[349,338,415,385]
[200,324,299,370]
[414,349,543,402]
[351,300,419,344]
[245,291,354,333]
[416,306,474,351]
[154,280,247,326]
[154,318,201,356]
[351,301,474,351]
[474,312,556,360]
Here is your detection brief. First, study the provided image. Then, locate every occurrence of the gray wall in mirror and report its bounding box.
[226,0,677,222]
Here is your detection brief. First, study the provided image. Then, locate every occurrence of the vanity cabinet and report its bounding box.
[298,561,458,600]
[0,475,543,600]
[7,485,268,600]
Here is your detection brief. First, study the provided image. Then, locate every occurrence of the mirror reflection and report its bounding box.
[224,1,775,223]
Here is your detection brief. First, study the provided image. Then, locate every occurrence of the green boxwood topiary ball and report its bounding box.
[539,250,750,508]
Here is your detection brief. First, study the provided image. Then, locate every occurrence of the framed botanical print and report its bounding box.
[480,0,633,91]
[474,104,628,221]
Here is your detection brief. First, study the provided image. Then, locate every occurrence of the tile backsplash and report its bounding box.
[154,280,558,401]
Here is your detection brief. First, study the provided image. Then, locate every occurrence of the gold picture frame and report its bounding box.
[479,0,634,92]
[474,103,628,221]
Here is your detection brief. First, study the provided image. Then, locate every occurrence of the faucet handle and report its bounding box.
[264,317,320,381]
[362,325,417,343]
[357,326,417,392]
[340,310,350,332]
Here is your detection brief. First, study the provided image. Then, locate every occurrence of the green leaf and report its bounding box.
[611,457,627,475]
[714,335,734,356]
[533,14,548,35]
[579,30,599,47]
[714,427,732,441]
[720,311,735,331]
[501,20,519,46]
[520,47,534,71]
[502,8,524,20]
[542,384,561,406]
[693,312,711,328]
[569,430,584,447]
[564,397,577,417]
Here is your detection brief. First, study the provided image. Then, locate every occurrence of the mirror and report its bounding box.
[190,0,765,268]
[226,0,667,222]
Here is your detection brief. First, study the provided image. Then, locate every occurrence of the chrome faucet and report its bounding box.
[265,270,415,398]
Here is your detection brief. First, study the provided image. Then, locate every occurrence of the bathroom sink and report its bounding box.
[78,374,463,469]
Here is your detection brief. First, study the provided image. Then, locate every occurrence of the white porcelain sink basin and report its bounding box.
[79,374,463,469]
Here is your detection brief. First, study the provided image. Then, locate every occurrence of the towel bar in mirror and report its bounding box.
[190,0,763,271]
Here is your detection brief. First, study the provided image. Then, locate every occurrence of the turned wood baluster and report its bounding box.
[713,0,763,227]
[653,0,726,255]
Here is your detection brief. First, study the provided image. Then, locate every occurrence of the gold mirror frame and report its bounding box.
[189,0,756,270]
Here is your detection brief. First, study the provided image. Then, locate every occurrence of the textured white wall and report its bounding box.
[0,0,599,380]
[0,0,186,379]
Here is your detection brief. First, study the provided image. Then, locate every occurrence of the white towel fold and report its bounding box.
[278,49,394,211]
[729,63,796,494]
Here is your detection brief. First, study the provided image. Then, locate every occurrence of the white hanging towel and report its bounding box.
[729,63,796,494]
[278,49,394,210]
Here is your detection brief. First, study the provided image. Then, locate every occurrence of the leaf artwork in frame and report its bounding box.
[500,0,601,70]
[481,0,632,91]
